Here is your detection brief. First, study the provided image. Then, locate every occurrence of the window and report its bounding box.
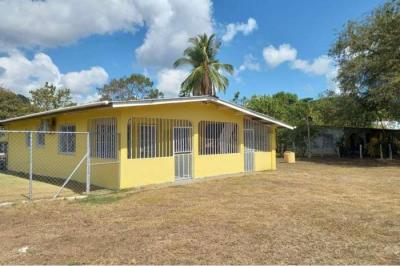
[244,119,269,152]
[37,120,49,147]
[59,125,76,153]
[89,118,117,159]
[199,121,238,155]
[25,132,31,147]
[127,117,192,159]
[140,125,157,158]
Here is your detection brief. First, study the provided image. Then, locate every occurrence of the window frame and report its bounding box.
[198,121,238,155]
[89,117,118,160]
[25,132,31,147]
[58,124,76,154]
[36,120,49,148]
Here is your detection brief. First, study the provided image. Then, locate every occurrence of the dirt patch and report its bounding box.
[0,159,399,264]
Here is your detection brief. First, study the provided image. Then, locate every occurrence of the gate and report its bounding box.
[173,126,193,180]
[244,129,255,172]
[0,130,90,203]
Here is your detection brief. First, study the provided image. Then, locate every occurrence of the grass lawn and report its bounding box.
[0,159,399,264]
[0,172,80,202]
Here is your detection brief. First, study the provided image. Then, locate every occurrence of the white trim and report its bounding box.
[112,96,294,129]
[0,101,110,124]
[212,98,294,129]
[0,96,294,129]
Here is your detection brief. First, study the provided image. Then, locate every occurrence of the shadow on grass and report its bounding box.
[0,170,104,194]
[282,157,400,168]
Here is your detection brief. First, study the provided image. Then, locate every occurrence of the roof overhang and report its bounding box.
[111,96,294,129]
[0,96,294,129]
[0,101,111,124]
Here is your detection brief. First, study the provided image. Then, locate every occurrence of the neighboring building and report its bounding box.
[0,96,293,190]
[371,121,400,130]
[310,126,400,157]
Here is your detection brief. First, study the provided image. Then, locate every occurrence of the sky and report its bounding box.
[0,0,385,103]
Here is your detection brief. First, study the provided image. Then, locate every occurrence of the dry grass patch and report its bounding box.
[0,159,399,264]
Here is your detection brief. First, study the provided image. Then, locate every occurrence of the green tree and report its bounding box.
[244,92,320,156]
[30,83,75,111]
[313,91,377,127]
[231,91,247,106]
[0,87,37,119]
[330,0,400,121]
[98,74,163,101]
[174,33,234,96]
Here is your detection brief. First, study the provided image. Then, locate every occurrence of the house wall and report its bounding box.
[3,102,278,190]
[4,107,120,190]
[118,102,277,189]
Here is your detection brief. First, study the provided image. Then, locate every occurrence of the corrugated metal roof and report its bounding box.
[0,96,294,129]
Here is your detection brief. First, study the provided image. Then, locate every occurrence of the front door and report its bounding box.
[173,127,193,180]
[244,129,255,172]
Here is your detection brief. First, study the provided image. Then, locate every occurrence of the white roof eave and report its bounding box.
[112,96,294,130]
[0,96,294,129]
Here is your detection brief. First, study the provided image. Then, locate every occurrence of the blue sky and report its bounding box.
[0,0,384,103]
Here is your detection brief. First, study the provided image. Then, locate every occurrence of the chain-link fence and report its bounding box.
[0,130,91,203]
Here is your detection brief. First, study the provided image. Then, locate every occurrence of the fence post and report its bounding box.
[86,133,91,194]
[380,144,383,160]
[389,144,393,160]
[359,144,363,159]
[29,131,33,200]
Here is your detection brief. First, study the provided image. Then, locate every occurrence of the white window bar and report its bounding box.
[89,118,117,159]
[58,124,76,153]
[127,117,192,159]
[244,119,269,152]
[36,119,50,147]
[198,121,238,155]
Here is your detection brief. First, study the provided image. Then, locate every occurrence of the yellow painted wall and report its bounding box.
[4,107,120,190]
[3,101,278,190]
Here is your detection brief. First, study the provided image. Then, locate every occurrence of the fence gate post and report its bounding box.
[380,144,383,160]
[86,133,91,194]
[359,144,363,159]
[29,131,33,200]
[389,144,393,160]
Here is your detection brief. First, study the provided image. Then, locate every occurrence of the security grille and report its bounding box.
[244,119,269,151]
[59,125,76,153]
[89,118,118,159]
[244,129,255,172]
[198,121,238,155]
[127,117,192,159]
[173,126,193,179]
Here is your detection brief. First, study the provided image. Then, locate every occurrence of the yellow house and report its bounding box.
[0,96,293,190]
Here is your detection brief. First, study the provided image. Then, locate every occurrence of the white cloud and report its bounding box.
[291,55,334,76]
[0,0,142,51]
[0,0,213,69]
[156,68,189,97]
[262,43,338,91]
[234,54,260,81]
[135,0,213,67]
[222,17,258,42]
[60,67,108,94]
[0,51,108,103]
[262,44,297,68]
[290,55,338,91]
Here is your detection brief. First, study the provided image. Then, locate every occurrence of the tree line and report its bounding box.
[0,73,164,120]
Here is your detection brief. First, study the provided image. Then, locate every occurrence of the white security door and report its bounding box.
[244,129,255,172]
[173,127,193,180]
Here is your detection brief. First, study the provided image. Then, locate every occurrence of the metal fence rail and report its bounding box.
[0,130,90,203]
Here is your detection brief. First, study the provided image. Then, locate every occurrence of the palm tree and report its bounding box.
[174,33,234,96]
